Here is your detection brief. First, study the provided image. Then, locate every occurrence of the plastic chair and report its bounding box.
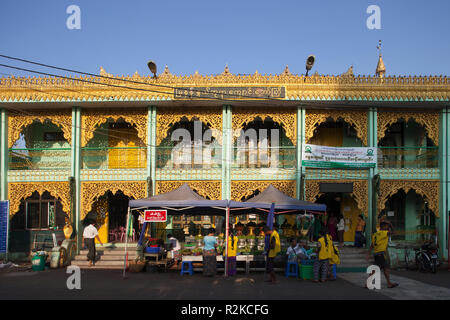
[285,261,298,278]
[119,227,126,242]
[180,261,193,275]
[108,229,116,242]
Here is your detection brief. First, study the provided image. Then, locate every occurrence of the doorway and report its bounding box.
[86,191,139,244]
[315,192,360,243]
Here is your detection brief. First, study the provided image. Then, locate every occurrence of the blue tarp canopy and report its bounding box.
[228,185,326,215]
[128,183,228,216]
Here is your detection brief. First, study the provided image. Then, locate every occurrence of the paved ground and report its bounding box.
[391,268,450,289]
[2,265,450,300]
[338,271,450,300]
[0,268,388,300]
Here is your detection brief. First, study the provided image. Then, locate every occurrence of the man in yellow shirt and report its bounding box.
[264,226,281,284]
[366,222,399,288]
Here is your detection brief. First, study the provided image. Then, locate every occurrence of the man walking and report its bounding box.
[264,226,281,284]
[82,220,103,267]
[366,222,399,289]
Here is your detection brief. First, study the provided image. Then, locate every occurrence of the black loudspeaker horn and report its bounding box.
[147,60,157,78]
[305,55,315,76]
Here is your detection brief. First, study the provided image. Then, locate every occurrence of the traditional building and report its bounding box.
[0,60,449,260]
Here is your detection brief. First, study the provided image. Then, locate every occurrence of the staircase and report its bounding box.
[336,246,370,272]
[71,244,138,269]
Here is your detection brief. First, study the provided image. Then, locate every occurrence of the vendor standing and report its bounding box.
[264,226,281,284]
[203,228,217,277]
[226,227,239,276]
[167,233,181,266]
[82,220,103,267]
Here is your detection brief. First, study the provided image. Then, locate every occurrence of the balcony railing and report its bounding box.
[377,147,439,169]
[81,147,147,169]
[9,148,72,170]
[156,146,222,169]
[232,146,296,169]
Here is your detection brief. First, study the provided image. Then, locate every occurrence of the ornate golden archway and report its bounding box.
[80,181,147,219]
[305,179,369,217]
[377,111,439,146]
[232,108,297,145]
[156,108,223,146]
[8,182,71,218]
[230,180,296,201]
[155,181,222,200]
[378,180,440,217]
[81,109,147,147]
[8,110,72,148]
[305,110,368,146]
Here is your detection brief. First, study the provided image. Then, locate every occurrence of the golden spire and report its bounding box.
[282,65,292,76]
[376,40,386,78]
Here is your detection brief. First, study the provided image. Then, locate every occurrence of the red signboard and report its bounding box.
[144,210,167,222]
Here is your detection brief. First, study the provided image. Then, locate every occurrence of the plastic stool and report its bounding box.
[285,261,298,278]
[331,264,337,279]
[180,261,193,275]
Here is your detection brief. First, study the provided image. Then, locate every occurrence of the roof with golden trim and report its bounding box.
[0,65,449,103]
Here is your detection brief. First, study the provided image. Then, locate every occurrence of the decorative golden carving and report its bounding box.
[8,110,72,148]
[377,111,439,146]
[156,181,221,200]
[305,180,369,217]
[378,180,440,217]
[81,109,147,147]
[305,110,368,146]
[232,108,297,145]
[8,182,71,217]
[80,181,147,220]
[230,180,296,201]
[156,108,222,146]
[2,74,448,103]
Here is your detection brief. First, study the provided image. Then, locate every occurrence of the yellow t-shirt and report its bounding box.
[227,236,238,257]
[268,230,281,258]
[318,236,331,260]
[372,230,389,253]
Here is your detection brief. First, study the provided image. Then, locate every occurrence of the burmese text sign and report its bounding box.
[144,210,167,223]
[302,144,377,169]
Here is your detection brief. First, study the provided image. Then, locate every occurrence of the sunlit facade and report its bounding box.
[0,63,449,261]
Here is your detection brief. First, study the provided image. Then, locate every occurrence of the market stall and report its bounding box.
[228,185,327,272]
[125,184,326,277]
[126,184,230,276]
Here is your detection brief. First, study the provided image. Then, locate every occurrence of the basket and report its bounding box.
[129,260,147,273]
[299,265,314,280]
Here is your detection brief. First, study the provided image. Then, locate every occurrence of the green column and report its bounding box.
[439,107,448,260]
[0,109,7,200]
[221,105,227,199]
[296,106,305,199]
[151,106,157,196]
[222,105,231,200]
[367,107,378,245]
[73,107,82,252]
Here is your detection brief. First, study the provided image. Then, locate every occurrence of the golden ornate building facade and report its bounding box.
[0,63,449,258]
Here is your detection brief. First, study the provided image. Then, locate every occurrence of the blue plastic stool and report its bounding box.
[331,264,337,279]
[285,261,298,278]
[180,261,193,275]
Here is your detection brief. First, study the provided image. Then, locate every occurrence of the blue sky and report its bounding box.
[0,0,449,77]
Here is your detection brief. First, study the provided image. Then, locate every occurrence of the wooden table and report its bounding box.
[144,252,166,264]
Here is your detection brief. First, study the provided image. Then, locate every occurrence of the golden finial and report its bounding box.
[222,64,231,75]
[376,40,386,77]
[282,65,292,76]
[162,65,171,76]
